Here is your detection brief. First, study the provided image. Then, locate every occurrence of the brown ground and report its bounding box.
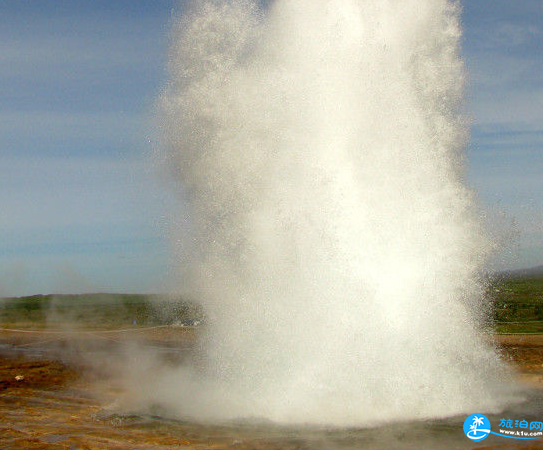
[494,334,543,389]
[1,329,542,449]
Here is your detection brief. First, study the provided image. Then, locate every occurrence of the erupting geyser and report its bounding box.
[156,0,520,426]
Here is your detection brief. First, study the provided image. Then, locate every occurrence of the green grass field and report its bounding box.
[0,293,202,329]
[490,276,543,334]
[1,276,542,333]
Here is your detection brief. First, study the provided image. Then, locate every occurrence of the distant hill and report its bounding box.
[0,293,202,327]
[498,265,543,279]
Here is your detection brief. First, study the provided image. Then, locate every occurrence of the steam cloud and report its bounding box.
[155,0,520,426]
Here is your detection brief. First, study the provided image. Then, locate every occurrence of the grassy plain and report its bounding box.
[1,276,542,333]
[0,293,202,330]
[491,276,543,333]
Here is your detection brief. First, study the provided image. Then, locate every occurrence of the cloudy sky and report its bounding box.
[0,0,541,296]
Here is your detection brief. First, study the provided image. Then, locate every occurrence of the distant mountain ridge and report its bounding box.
[498,265,543,279]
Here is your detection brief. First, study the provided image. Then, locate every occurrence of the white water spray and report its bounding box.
[156,0,519,426]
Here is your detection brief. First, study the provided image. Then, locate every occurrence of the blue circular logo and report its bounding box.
[463,414,491,441]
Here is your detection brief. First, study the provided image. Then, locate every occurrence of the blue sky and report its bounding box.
[0,1,541,296]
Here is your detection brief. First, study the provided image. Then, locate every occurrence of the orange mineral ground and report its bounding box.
[1,328,542,450]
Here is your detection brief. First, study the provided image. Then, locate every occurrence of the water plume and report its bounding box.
[156,0,520,426]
